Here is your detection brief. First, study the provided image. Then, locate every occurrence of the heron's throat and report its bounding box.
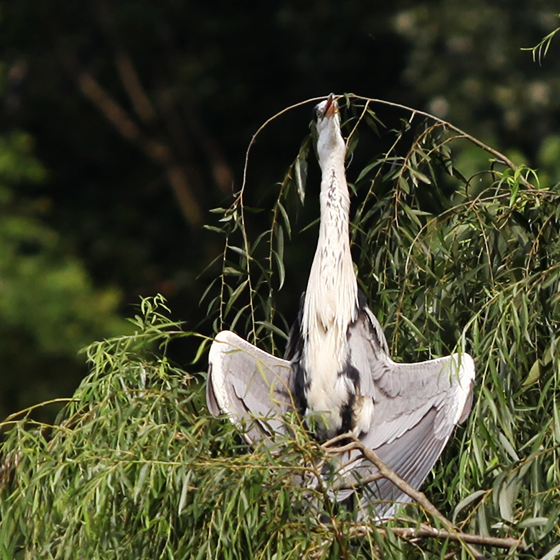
[301,159,358,432]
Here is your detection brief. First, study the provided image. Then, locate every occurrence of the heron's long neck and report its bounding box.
[302,149,358,377]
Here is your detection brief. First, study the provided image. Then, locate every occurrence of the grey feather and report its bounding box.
[207,322,474,517]
[342,306,475,517]
[207,330,295,443]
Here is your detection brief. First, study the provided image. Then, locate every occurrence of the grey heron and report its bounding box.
[207,94,475,518]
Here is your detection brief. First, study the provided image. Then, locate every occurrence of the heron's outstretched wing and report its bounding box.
[347,307,475,517]
[207,330,295,443]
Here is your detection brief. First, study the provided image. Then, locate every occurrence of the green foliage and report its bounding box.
[0,296,391,560]
[5,0,560,429]
[345,107,560,554]
[522,15,560,63]
[393,3,560,147]
[0,129,125,355]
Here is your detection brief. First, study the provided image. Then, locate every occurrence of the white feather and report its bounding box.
[301,101,358,433]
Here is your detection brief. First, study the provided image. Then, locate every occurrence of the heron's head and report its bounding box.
[314,94,345,164]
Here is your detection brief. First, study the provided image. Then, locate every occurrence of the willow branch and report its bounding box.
[350,94,536,190]
[324,435,456,527]
[352,523,522,550]
[322,434,523,558]
[327,437,454,527]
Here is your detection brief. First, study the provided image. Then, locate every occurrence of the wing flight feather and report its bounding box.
[207,330,295,443]
[346,307,475,516]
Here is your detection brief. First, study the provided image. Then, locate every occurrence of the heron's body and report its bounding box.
[207,95,475,518]
[298,109,359,436]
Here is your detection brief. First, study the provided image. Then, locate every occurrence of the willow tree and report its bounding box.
[1,95,559,559]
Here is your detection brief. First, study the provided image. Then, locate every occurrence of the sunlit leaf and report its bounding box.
[523,360,541,387]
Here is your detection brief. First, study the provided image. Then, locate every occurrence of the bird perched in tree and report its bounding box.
[207,94,475,518]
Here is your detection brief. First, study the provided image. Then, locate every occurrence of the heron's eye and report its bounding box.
[313,104,323,120]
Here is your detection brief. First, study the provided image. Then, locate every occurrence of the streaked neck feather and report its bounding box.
[301,139,358,432]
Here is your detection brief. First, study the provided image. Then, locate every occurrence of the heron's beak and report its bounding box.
[324,94,337,118]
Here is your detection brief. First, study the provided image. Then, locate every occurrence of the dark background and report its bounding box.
[1,0,560,418]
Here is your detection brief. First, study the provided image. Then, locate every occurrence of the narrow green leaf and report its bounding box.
[178,472,191,515]
[397,176,410,194]
[517,517,549,529]
[541,541,560,560]
[256,321,288,340]
[191,337,211,364]
[523,360,541,387]
[356,161,380,183]
[408,167,432,185]
[295,157,307,205]
[224,279,249,316]
[277,201,291,239]
[553,400,560,444]
[498,431,520,462]
[272,250,285,290]
[134,463,151,503]
[452,490,487,524]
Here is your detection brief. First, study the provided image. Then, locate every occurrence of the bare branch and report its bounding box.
[66,66,203,227]
[114,51,157,124]
[94,0,156,125]
[322,434,524,558]
[352,523,522,550]
[59,0,205,228]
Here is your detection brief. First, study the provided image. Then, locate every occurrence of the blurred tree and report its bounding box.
[0,0,409,411]
[0,1,406,299]
[393,3,560,154]
[0,113,128,418]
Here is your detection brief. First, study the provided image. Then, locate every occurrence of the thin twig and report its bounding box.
[350,95,536,190]
[233,96,325,343]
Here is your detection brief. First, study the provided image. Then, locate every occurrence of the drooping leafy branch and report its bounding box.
[522,14,560,64]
